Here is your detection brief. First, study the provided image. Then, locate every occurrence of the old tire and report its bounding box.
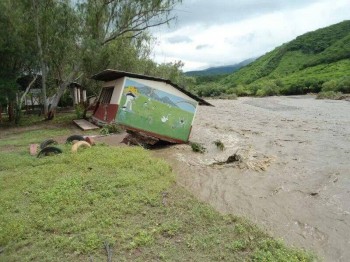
[37,146,62,158]
[71,141,91,153]
[66,135,85,144]
[40,139,58,149]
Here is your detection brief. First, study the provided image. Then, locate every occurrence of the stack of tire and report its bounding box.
[37,135,95,157]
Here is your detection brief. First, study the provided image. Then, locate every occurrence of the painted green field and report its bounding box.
[117,94,194,141]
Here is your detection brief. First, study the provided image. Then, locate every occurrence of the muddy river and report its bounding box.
[153,96,350,262]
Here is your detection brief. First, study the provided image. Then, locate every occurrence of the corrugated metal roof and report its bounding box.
[91,69,213,106]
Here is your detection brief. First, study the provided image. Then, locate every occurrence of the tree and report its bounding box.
[14,75,38,124]
[0,0,37,122]
[29,0,82,119]
[0,0,183,121]
[79,0,180,45]
[46,0,182,119]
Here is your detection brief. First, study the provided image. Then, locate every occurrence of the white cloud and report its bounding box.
[151,0,350,71]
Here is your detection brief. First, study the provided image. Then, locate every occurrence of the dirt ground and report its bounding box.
[152,95,350,262]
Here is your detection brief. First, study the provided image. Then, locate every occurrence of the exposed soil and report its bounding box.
[153,95,350,262]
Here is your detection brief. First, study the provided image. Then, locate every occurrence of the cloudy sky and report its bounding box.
[151,0,350,71]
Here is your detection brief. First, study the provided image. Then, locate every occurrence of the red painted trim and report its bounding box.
[93,101,100,114]
[119,124,187,144]
[92,104,118,123]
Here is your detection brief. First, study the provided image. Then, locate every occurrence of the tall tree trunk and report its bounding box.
[47,87,64,120]
[15,75,37,124]
[8,101,14,122]
[33,0,48,116]
[0,104,2,123]
[47,70,80,120]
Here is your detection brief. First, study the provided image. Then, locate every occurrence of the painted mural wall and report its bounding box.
[116,78,197,141]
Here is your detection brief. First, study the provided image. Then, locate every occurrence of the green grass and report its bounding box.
[0,129,70,148]
[0,121,315,261]
[0,110,77,128]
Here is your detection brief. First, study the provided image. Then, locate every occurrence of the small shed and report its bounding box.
[91,70,212,143]
[17,75,87,108]
[68,82,87,105]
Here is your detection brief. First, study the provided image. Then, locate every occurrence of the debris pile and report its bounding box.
[173,139,275,172]
[211,148,275,171]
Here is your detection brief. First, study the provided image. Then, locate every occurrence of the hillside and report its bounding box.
[185,58,255,76]
[203,20,350,97]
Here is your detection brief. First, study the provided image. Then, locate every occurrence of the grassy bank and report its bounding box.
[0,126,315,261]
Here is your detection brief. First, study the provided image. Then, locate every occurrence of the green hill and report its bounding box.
[185,58,255,77]
[201,20,350,97]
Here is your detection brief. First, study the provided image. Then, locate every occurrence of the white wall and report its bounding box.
[102,78,125,105]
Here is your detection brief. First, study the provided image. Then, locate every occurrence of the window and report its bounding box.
[99,87,114,103]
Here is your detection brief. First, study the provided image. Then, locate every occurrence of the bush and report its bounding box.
[234,84,253,96]
[196,83,226,97]
[100,123,124,135]
[225,87,236,94]
[280,83,304,95]
[256,87,277,97]
[58,90,73,107]
[190,142,206,153]
[316,91,343,100]
[322,80,338,92]
[217,93,237,100]
[337,76,350,93]
[256,82,280,97]
[74,103,85,119]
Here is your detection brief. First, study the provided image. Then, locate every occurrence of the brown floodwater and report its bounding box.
[153,95,350,262]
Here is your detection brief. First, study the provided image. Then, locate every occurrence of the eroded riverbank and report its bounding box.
[154,96,350,261]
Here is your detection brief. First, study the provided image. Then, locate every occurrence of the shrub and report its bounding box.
[74,103,85,119]
[321,80,338,92]
[280,83,304,95]
[316,91,343,100]
[196,83,226,97]
[217,93,237,100]
[58,90,73,107]
[234,84,252,96]
[100,123,124,135]
[190,142,206,153]
[256,83,279,97]
[337,76,350,93]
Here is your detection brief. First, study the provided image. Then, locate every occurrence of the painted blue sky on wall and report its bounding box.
[125,78,197,113]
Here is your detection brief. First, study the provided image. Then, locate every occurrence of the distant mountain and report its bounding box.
[158,96,178,107]
[218,20,350,96]
[185,58,256,77]
[136,85,179,107]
